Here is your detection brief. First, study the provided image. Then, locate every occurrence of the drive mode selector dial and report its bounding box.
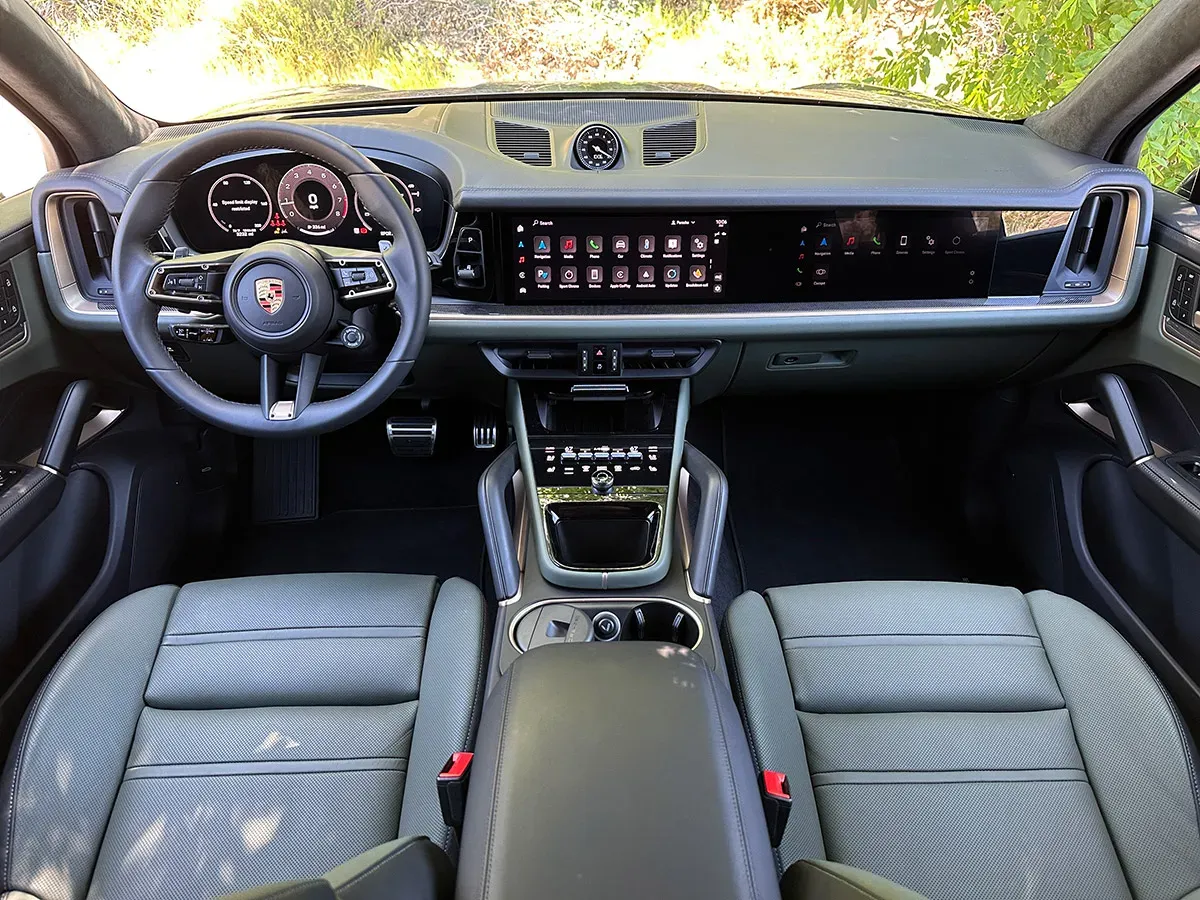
[277,162,349,236]
[591,468,615,494]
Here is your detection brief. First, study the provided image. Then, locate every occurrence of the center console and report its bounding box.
[511,378,687,588]
[456,642,780,900]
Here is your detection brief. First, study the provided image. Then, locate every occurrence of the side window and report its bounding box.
[1138,85,1200,194]
[0,94,51,201]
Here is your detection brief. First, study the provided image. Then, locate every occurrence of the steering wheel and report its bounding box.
[111,120,430,438]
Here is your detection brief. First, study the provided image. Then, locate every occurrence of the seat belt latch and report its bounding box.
[437,751,474,839]
[760,770,792,848]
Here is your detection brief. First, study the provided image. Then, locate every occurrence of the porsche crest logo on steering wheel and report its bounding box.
[254,277,286,315]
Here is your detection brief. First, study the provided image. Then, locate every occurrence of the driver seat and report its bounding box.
[0,573,485,900]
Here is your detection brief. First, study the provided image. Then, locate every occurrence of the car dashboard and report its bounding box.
[29,95,1153,394]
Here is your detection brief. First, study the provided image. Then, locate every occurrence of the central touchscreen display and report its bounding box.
[503,209,1053,304]
[509,214,729,301]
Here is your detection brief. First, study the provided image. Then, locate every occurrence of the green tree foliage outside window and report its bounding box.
[831,0,1199,191]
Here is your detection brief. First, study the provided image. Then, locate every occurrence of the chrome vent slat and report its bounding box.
[494,121,553,167]
[642,120,698,166]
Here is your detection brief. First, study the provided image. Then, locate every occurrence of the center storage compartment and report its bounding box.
[456,644,779,900]
[545,501,660,569]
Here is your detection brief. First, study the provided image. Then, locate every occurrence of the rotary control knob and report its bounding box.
[591,468,614,494]
[593,611,621,641]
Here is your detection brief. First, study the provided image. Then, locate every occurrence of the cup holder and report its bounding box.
[627,601,701,648]
[511,599,702,652]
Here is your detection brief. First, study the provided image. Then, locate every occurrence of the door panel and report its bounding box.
[1013,186,1200,725]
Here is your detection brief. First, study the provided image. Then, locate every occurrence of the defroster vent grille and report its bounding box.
[494,121,553,166]
[643,120,698,166]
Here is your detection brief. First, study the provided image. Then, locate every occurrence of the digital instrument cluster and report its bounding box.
[174,152,448,252]
[504,209,1072,304]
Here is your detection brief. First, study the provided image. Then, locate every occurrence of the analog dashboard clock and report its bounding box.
[574,124,621,171]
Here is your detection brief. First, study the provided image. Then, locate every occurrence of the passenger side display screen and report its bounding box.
[503,209,1062,304]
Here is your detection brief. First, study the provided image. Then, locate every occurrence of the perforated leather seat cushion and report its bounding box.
[724,581,1200,900]
[0,573,485,900]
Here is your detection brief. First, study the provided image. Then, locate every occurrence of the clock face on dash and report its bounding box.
[574,125,621,171]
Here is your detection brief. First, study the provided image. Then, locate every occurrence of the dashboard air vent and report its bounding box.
[494,121,552,166]
[622,346,704,370]
[495,347,577,371]
[642,120,698,166]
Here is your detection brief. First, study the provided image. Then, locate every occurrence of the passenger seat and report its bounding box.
[724,581,1200,900]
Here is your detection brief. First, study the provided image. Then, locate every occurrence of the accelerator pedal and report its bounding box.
[252,436,319,522]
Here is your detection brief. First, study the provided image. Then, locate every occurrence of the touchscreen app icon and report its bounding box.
[612,266,629,283]
[534,236,551,253]
[613,235,630,253]
[560,236,577,253]
[586,236,603,253]
[665,235,682,252]
[535,267,551,283]
[638,266,655,282]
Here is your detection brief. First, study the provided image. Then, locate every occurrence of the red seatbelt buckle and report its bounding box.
[437,752,473,840]
[760,770,792,848]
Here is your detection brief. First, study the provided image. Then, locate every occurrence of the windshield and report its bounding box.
[32,0,1163,124]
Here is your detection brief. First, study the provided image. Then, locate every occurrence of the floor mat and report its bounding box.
[218,403,495,585]
[222,507,485,582]
[708,396,995,594]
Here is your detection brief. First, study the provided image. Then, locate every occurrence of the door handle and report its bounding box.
[1096,373,1200,554]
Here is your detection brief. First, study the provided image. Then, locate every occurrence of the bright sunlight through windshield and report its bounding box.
[18,0,1198,189]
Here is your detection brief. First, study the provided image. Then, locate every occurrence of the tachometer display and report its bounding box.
[353,174,418,237]
[277,163,349,236]
[208,174,272,237]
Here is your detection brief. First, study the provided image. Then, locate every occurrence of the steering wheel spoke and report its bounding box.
[147,250,240,313]
[314,246,396,310]
[260,352,326,421]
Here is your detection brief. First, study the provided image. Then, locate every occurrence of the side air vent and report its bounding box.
[642,120,698,166]
[62,196,116,303]
[1041,189,1127,298]
[494,121,553,166]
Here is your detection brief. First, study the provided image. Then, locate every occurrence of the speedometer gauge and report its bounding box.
[277,163,349,236]
[354,174,417,235]
[208,174,272,237]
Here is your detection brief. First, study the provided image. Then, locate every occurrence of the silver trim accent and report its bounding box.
[19,408,126,467]
[35,463,59,476]
[268,400,296,420]
[1065,400,1170,458]
[507,596,704,653]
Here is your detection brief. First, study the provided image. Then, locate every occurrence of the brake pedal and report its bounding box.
[473,411,498,450]
[386,417,437,457]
